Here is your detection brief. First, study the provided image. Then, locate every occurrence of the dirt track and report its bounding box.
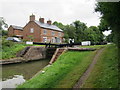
[73,48,105,89]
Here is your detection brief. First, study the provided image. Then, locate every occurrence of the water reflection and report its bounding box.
[1,75,25,88]
[2,59,50,88]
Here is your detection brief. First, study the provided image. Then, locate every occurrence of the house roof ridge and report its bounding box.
[11,25,23,30]
[34,20,63,32]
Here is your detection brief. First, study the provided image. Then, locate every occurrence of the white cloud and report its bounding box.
[1,0,100,27]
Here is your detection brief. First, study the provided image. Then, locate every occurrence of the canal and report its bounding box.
[1,59,50,88]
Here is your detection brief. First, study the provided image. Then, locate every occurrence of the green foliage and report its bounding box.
[2,37,45,59]
[85,26,104,44]
[1,30,8,36]
[106,31,114,43]
[28,35,34,41]
[81,45,106,49]
[2,37,27,59]
[95,2,120,66]
[53,21,65,30]
[64,25,76,39]
[82,45,118,88]
[17,51,94,88]
[98,18,109,32]
[53,21,104,44]
[0,17,8,30]
[2,37,14,49]
[73,20,87,42]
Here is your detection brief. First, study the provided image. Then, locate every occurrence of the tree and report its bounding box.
[0,17,8,30]
[64,24,76,41]
[98,18,110,32]
[73,20,87,42]
[84,26,104,44]
[95,2,120,71]
[28,35,34,41]
[106,32,114,43]
[53,21,65,30]
[0,17,8,36]
[95,2,120,46]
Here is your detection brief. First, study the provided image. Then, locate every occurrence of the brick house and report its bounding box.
[8,25,23,39]
[8,14,64,43]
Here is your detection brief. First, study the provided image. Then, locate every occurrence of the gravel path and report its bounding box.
[73,48,105,89]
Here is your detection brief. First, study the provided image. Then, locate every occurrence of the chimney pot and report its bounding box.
[39,18,44,23]
[30,14,35,21]
[47,20,52,25]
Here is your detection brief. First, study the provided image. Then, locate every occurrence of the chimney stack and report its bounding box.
[30,14,35,21]
[47,20,52,25]
[39,18,44,23]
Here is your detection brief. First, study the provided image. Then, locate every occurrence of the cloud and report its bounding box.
[1,0,100,27]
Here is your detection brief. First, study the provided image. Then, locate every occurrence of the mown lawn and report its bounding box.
[81,44,118,88]
[17,50,96,88]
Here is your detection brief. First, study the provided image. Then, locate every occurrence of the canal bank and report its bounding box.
[1,46,56,65]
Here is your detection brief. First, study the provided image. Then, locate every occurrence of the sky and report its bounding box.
[0,0,111,36]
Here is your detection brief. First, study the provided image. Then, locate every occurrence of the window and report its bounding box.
[55,37,61,43]
[51,31,55,36]
[30,28,34,33]
[43,29,47,35]
[58,32,61,36]
[51,37,55,43]
[43,37,47,43]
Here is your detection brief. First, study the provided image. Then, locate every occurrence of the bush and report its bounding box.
[2,37,14,49]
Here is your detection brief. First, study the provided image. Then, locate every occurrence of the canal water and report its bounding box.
[1,59,50,88]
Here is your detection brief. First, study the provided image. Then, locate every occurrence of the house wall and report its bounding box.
[8,26,23,37]
[40,28,64,43]
[23,21,64,43]
[8,26,14,36]
[23,21,41,42]
[14,30,23,36]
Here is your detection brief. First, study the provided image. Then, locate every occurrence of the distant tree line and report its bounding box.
[53,20,104,45]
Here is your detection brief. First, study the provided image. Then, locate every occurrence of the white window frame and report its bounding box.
[51,37,55,43]
[58,32,61,36]
[30,28,34,33]
[43,37,47,43]
[43,29,47,35]
[51,31,55,36]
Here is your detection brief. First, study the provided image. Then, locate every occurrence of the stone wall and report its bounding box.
[1,46,47,65]
[17,46,46,61]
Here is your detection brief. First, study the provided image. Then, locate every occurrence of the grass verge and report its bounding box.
[81,44,118,88]
[80,45,106,49]
[17,50,96,88]
[2,41,45,59]
[2,43,28,59]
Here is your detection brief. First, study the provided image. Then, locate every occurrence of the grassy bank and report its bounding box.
[2,42,27,59]
[82,44,118,88]
[17,50,96,88]
[2,39,45,59]
[80,45,106,49]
